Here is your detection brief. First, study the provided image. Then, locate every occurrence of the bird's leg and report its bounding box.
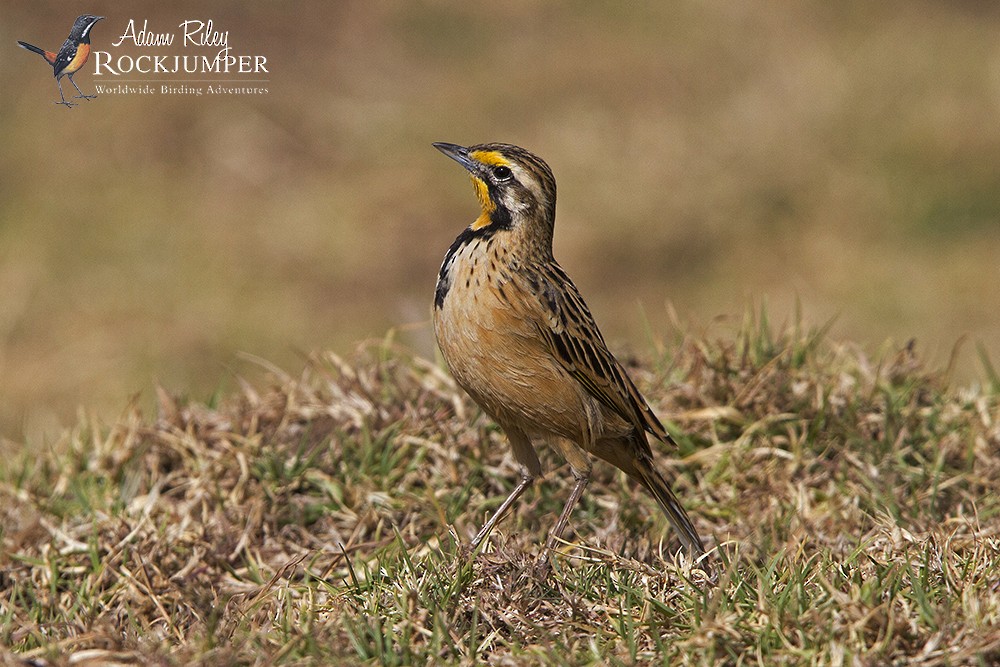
[471,473,534,549]
[536,470,590,576]
[69,74,96,100]
[54,79,76,107]
[544,472,590,552]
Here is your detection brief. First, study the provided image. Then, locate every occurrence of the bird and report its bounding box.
[18,15,104,108]
[431,141,707,567]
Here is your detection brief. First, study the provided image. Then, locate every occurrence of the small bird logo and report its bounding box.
[18,14,104,108]
[432,142,708,571]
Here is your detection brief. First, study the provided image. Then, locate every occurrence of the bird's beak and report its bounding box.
[433,142,478,174]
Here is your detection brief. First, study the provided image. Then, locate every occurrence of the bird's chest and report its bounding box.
[432,238,582,432]
[64,42,90,73]
[433,238,532,373]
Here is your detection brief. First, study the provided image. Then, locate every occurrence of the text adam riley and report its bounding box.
[92,19,268,75]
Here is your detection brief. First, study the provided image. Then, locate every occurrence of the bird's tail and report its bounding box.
[634,458,707,560]
[17,41,57,64]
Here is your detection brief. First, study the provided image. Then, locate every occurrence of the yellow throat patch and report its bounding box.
[469,177,494,229]
[468,150,510,230]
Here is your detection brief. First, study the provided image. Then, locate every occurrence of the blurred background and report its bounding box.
[2,1,999,444]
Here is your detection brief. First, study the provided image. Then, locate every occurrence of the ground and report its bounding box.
[2,319,998,665]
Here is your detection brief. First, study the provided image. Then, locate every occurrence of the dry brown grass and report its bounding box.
[1,319,998,664]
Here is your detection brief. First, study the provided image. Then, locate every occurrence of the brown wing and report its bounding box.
[515,261,673,445]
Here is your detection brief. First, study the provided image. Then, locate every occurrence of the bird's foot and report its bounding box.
[532,549,552,579]
[73,94,97,100]
[55,100,77,107]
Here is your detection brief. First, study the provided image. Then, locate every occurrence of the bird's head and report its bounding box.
[71,15,104,42]
[433,142,557,238]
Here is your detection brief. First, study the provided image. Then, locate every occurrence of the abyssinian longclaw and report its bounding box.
[432,142,707,569]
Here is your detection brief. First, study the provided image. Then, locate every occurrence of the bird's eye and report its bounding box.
[493,166,513,181]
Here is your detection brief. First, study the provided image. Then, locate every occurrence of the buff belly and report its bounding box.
[434,279,605,443]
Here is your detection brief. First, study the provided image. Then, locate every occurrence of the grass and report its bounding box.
[4,3,1000,440]
[1,318,998,665]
